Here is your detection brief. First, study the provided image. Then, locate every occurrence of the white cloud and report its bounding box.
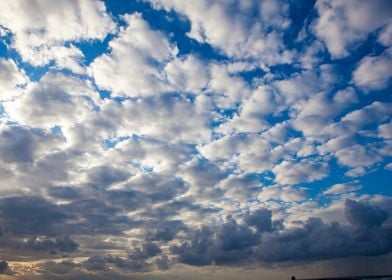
[101,95,211,144]
[353,48,392,90]
[323,183,362,196]
[272,159,329,185]
[165,55,209,94]
[314,0,392,58]
[207,63,252,109]
[318,135,356,155]
[216,86,278,134]
[0,0,114,67]
[4,72,98,129]
[107,138,194,175]
[0,58,28,101]
[146,0,293,65]
[385,162,392,171]
[340,101,392,131]
[291,87,358,137]
[258,185,308,203]
[200,133,280,173]
[89,13,177,97]
[345,167,366,178]
[378,122,392,139]
[336,144,382,168]
[378,23,392,46]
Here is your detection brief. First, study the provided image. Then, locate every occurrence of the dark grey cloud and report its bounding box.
[155,255,170,270]
[256,216,392,262]
[170,203,392,266]
[23,236,79,254]
[148,220,186,241]
[345,199,389,228]
[130,241,162,260]
[170,226,215,266]
[244,208,274,232]
[171,217,260,266]
[47,186,82,200]
[87,165,130,188]
[37,260,79,275]
[0,196,69,235]
[0,260,8,273]
[83,241,164,273]
[0,125,60,164]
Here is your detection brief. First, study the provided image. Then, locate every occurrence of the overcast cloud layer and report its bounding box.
[0,0,392,279]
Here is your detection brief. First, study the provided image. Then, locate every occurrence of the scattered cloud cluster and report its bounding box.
[0,0,391,278]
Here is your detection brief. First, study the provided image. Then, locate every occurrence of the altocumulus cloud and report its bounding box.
[0,0,392,279]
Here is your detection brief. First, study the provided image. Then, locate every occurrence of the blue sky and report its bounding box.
[0,0,392,279]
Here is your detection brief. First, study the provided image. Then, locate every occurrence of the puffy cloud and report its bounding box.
[335,144,382,168]
[345,199,389,228]
[146,0,293,65]
[378,122,392,139]
[147,220,186,241]
[272,160,329,185]
[0,124,62,164]
[0,58,28,101]
[89,13,177,97]
[244,209,273,232]
[314,0,392,58]
[258,185,308,203]
[291,87,358,137]
[256,215,392,262]
[339,101,392,132]
[323,183,362,196]
[218,173,262,203]
[92,94,211,144]
[1,0,392,276]
[353,48,392,90]
[0,0,114,67]
[170,202,392,265]
[86,165,130,189]
[82,241,164,272]
[165,55,210,94]
[378,23,392,46]
[129,241,162,260]
[0,196,69,235]
[23,236,79,253]
[4,72,98,129]
[171,217,260,266]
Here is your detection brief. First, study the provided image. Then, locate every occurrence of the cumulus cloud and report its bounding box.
[89,13,177,97]
[335,144,382,168]
[0,0,114,67]
[0,196,70,236]
[323,183,362,196]
[353,47,392,90]
[90,94,211,144]
[0,58,28,101]
[147,0,292,65]
[0,124,62,164]
[314,0,392,58]
[23,236,79,253]
[4,72,98,129]
[345,199,389,228]
[272,160,329,185]
[0,0,391,277]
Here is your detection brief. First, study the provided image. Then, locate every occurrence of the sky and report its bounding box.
[0,0,392,279]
